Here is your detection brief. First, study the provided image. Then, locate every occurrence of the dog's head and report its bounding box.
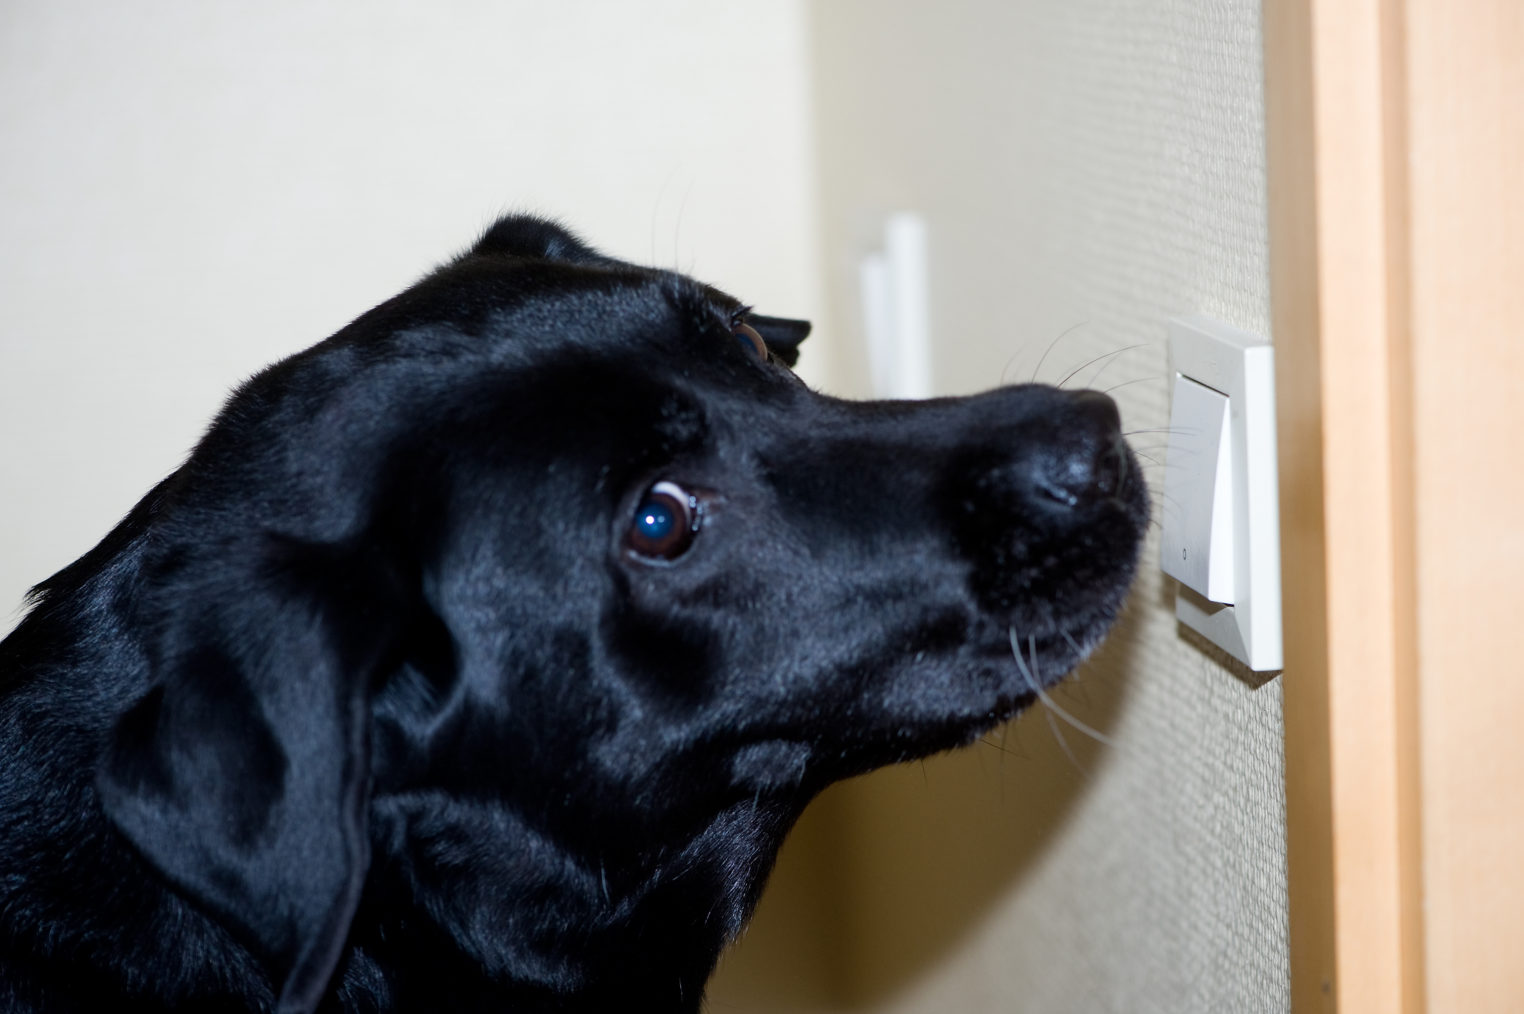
[86,216,1148,1009]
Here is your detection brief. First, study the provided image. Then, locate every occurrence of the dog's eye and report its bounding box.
[627,481,700,560]
[733,322,768,360]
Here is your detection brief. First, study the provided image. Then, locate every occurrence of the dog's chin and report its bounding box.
[970,583,1135,684]
[969,481,1147,689]
[902,598,1132,751]
[864,490,1146,767]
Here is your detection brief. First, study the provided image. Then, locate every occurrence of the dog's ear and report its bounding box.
[466,213,612,266]
[749,314,812,367]
[97,536,403,1014]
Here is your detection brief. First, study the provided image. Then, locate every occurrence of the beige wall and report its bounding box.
[711,2,1288,1011]
[0,0,821,632]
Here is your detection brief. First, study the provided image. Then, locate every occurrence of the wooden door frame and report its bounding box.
[1266,1,1524,1010]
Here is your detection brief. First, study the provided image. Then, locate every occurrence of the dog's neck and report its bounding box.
[351,791,799,1012]
[0,760,796,1013]
[1,610,803,1013]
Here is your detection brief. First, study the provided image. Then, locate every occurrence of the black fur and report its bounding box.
[0,216,1148,1012]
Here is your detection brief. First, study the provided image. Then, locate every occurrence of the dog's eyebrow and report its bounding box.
[653,394,708,451]
[659,274,744,329]
[697,283,746,319]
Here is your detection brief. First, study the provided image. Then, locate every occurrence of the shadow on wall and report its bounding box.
[706,602,1149,1012]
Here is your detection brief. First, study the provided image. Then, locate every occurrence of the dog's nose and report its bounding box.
[1031,440,1128,509]
[1029,390,1125,509]
[979,388,1126,521]
[1067,388,1121,430]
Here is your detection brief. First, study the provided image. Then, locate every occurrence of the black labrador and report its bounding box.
[0,216,1148,1012]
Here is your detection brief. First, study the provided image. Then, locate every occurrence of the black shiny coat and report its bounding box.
[0,217,1148,1012]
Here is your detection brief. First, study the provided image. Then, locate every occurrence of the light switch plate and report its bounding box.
[1164,316,1283,672]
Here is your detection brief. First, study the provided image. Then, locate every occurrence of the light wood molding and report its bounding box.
[1267,1,1524,1010]
[1266,0,1414,1007]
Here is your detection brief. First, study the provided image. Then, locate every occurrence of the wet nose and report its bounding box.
[1067,388,1121,430]
[1029,389,1125,509]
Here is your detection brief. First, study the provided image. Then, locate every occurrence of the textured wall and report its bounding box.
[711,0,1288,1010]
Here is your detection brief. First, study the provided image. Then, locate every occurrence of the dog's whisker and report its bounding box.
[1009,629,1116,748]
[1149,509,1183,532]
[997,723,1007,799]
[988,721,1030,764]
[1060,628,1085,659]
[1089,343,1155,391]
[1056,343,1150,390]
[1102,376,1161,396]
[1059,675,1095,712]
[978,731,1021,759]
[1151,514,1183,535]
[672,178,695,273]
[1000,349,1027,387]
[649,164,686,268]
[1121,426,1186,437]
[1042,705,1085,774]
[1148,496,1184,524]
[1115,439,1132,508]
[1058,653,1102,698]
[1030,321,1089,384]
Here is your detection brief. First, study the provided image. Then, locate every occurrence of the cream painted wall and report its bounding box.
[712,1,1289,1011]
[0,0,821,633]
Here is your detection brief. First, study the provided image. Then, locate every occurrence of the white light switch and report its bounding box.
[1161,376,1236,604]
[1162,316,1283,673]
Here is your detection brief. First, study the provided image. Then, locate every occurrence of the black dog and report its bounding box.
[0,216,1147,1012]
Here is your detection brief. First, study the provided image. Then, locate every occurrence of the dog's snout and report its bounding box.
[942,384,1144,619]
[949,387,1131,534]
